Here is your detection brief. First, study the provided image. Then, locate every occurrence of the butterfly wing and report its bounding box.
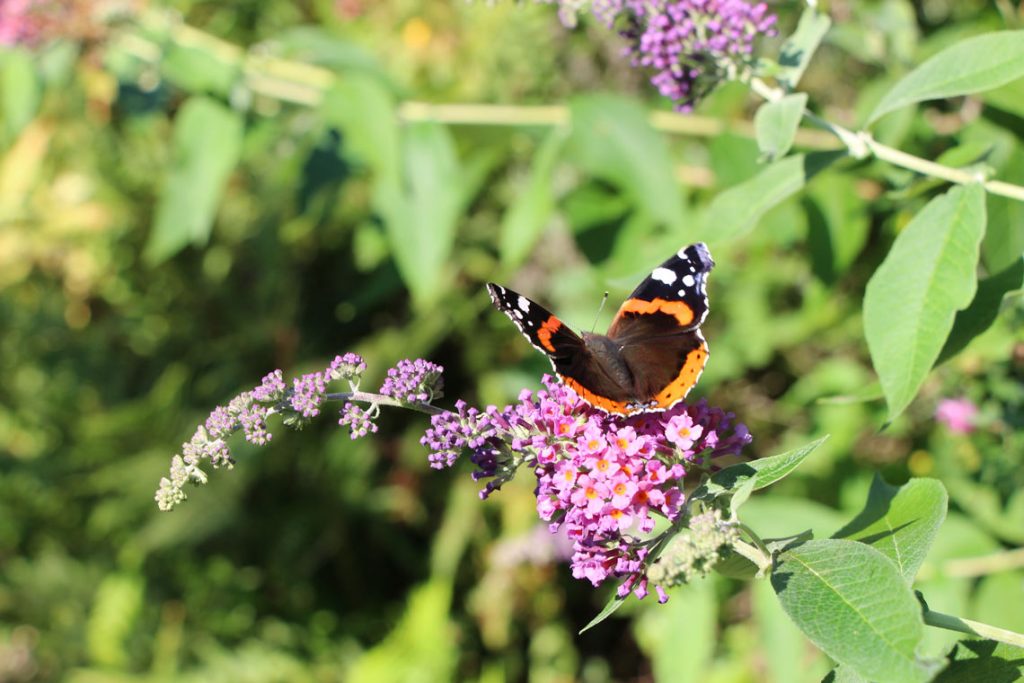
[607,243,715,411]
[487,283,585,362]
[607,242,714,341]
[488,283,637,413]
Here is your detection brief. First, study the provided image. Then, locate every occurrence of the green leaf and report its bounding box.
[864,184,987,422]
[755,93,808,162]
[934,640,1024,682]
[714,550,759,580]
[580,592,628,633]
[772,539,939,683]
[377,122,466,309]
[567,94,686,230]
[321,76,400,185]
[161,44,238,97]
[703,436,829,498]
[499,127,567,269]
[822,666,870,683]
[1,49,40,144]
[777,9,832,91]
[807,172,871,284]
[937,258,1024,364]
[702,151,842,242]
[145,97,244,264]
[323,79,474,308]
[833,475,948,583]
[868,31,1024,124]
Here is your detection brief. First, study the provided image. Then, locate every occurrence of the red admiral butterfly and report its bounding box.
[487,243,714,416]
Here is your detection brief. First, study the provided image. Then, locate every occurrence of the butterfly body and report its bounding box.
[488,243,714,416]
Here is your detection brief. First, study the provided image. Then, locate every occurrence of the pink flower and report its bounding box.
[422,374,753,599]
[936,398,978,434]
[665,413,704,451]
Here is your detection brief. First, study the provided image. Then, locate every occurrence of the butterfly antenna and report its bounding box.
[590,291,610,332]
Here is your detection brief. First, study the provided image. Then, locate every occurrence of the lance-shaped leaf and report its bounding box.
[868,31,1024,124]
[864,184,986,422]
[772,539,939,683]
[697,435,829,500]
[833,475,948,583]
[776,9,832,91]
[937,257,1024,365]
[146,97,244,264]
[702,151,842,242]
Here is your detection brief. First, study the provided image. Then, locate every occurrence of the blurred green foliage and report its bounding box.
[0,0,1022,680]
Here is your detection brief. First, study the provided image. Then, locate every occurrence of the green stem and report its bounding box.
[731,539,772,575]
[749,77,1024,202]
[325,391,446,416]
[923,609,1024,649]
[734,523,773,575]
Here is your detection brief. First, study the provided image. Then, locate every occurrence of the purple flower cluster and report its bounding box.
[291,371,328,418]
[327,352,367,382]
[422,375,751,599]
[379,359,444,403]
[339,402,379,439]
[157,354,371,511]
[598,0,777,111]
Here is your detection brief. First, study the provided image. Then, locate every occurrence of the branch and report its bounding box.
[923,609,1024,649]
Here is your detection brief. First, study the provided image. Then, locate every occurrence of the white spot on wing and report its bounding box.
[517,296,530,312]
[651,267,676,285]
[676,246,688,259]
[682,274,695,287]
[514,310,524,319]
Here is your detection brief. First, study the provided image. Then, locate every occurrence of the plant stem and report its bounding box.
[749,77,1024,202]
[731,539,772,575]
[918,546,1024,580]
[923,609,1024,649]
[325,391,446,416]
[114,10,1024,202]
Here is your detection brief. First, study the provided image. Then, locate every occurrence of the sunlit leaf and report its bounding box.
[755,93,808,162]
[567,94,686,231]
[777,9,832,91]
[145,97,244,264]
[833,475,948,582]
[773,539,939,683]
[500,127,567,269]
[1,49,40,144]
[868,31,1024,123]
[702,151,842,242]
[864,184,987,421]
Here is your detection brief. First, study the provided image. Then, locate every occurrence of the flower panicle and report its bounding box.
[498,0,778,111]
[156,354,443,511]
[421,374,752,599]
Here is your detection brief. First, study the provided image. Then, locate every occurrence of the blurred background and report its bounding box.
[1,0,1022,680]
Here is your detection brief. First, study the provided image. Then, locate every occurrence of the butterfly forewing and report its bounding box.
[607,242,713,341]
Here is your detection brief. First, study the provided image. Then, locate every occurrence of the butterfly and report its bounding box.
[487,243,714,416]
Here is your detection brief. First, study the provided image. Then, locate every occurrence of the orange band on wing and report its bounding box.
[652,343,708,409]
[617,298,695,327]
[561,376,630,415]
[536,315,562,353]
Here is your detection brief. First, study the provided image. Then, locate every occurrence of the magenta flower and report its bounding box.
[0,0,40,46]
[935,398,978,434]
[422,374,752,599]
